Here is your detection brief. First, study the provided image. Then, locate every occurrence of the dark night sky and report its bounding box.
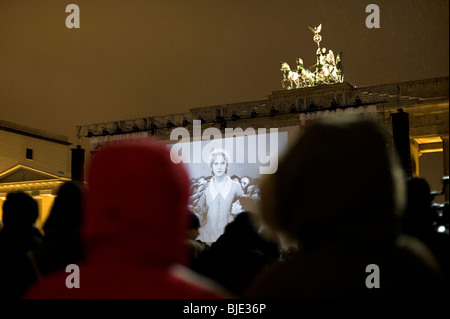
[0,0,448,144]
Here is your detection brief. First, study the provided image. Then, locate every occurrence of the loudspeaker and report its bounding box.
[391,109,412,176]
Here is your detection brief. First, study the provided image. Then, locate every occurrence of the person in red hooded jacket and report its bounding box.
[24,139,230,299]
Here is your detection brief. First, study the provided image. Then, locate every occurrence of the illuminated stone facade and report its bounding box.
[0,120,72,230]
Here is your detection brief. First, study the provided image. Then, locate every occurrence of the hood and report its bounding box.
[83,139,190,266]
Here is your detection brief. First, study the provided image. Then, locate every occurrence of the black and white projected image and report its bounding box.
[169,130,288,244]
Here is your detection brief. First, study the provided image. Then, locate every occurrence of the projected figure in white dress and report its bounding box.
[196,150,243,243]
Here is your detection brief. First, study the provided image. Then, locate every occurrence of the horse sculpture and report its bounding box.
[295,58,315,88]
[279,24,344,89]
[284,50,343,88]
[280,61,301,89]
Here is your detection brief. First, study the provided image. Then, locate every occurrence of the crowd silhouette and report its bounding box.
[31,181,85,278]
[245,117,449,299]
[192,211,280,297]
[0,191,43,298]
[0,117,448,300]
[24,139,229,299]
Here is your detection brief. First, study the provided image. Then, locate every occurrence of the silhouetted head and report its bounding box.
[220,211,261,245]
[43,181,84,234]
[188,211,201,229]
[260,117,406,248]
[403,177,435,235]
[187,211,201,240]
[2,191,38,230]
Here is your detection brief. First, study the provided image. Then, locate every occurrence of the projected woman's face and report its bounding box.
[212,154,227,177]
